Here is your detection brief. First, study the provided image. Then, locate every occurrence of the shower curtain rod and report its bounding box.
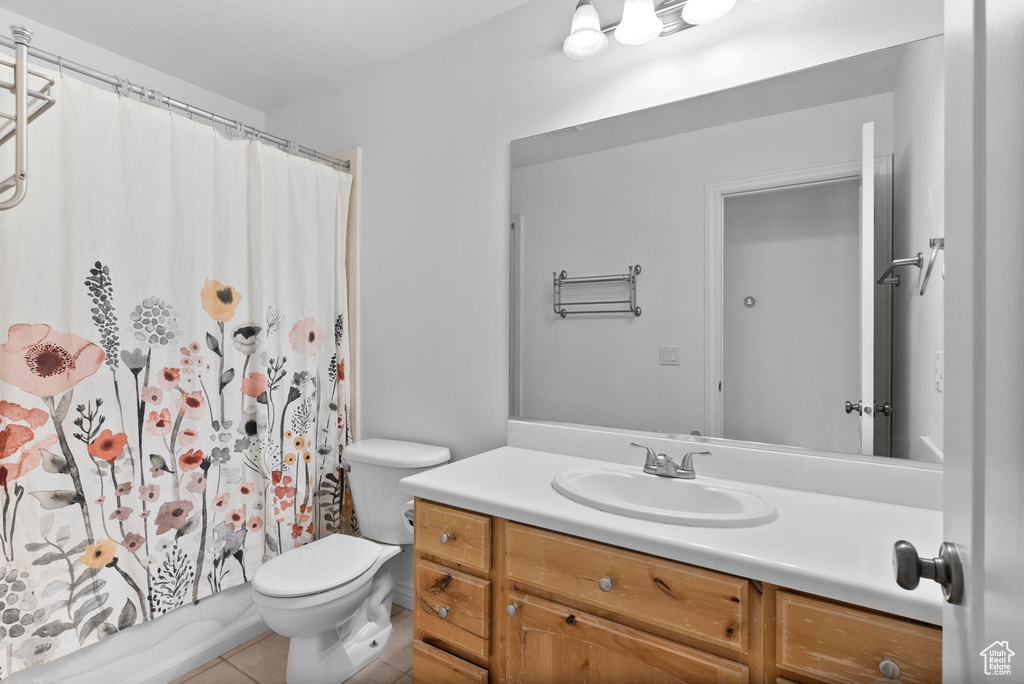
[0,31,349,171]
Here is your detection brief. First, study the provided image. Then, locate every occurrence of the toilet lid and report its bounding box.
[253,534,382,598]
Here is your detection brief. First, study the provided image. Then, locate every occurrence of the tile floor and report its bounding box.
[169,605,413,684]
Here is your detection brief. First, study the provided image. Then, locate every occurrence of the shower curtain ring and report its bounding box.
[113,75,129,96]
[56,56,64,76]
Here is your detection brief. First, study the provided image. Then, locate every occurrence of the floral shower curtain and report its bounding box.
[0,73,355,677]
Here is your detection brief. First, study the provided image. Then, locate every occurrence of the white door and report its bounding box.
[942,2,1024,681]
[859,122,875,455]
[722,179,861,454]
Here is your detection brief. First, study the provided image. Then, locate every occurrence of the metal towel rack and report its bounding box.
[876,237,944,296]
[553,265,642,318]
[876,252,923,287]
[0,27,56,211]
[920,237,944,296]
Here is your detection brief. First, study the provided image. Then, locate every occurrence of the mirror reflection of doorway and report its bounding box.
[722,177,892,455]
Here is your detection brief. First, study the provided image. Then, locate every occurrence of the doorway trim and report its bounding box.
[704,157,893,440]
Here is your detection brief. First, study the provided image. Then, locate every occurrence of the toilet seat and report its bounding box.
[253,534,382,598]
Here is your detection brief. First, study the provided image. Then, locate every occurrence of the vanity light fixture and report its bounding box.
[615,0,665,45]
[563,0,610,60]
[681,0,737,25]
[563,0,739,60]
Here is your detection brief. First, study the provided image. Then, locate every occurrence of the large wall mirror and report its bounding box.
[510,36,944,467]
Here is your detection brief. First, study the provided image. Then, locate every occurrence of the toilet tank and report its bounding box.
[343,439,451,545]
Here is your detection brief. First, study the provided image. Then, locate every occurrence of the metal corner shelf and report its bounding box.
[552,265,642,318]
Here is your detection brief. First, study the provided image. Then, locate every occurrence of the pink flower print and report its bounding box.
[157,367,181,391]
[189,341,201,354]
[288,318,325,356]
[149,466,165,479]
[225,508,246,531]
[175,390,204,419]
[240,372,267,398]
[141,386,163,404]
[146,408,173,436]
[109,506,133,521]
[178,448,204,471]
[179,427,199,446]
[237,482,256,501]
[121,532,145,553]
[186,471,206,494]
[212,493,230,513]
[245,516,263,533]
[139,484,160,502]
[0,324,104,397]
[115,482,132,496]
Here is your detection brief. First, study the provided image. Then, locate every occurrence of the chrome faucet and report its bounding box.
[630,442,712,480]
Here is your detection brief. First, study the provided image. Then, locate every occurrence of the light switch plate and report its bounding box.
[660,346,680,366]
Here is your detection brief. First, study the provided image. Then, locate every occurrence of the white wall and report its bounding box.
[266,0,943,462]
[0,6,264,128]
[511,95,893,435]
[892,37,945,462]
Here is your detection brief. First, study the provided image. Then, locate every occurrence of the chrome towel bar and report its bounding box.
[553,265,642,318]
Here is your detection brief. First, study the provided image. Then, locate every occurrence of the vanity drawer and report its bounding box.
[415,558,491,640]
[415,500,491,574]
[504,522,750,652]
[413,639,489,684]
[506,591,749,684]
[776,591,941,684]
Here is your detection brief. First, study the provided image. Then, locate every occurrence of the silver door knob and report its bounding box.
[506,604,518,617]
[437,606,450,620]
[875,402,894,417]
[598,577,613,592]
[879,658,901,680]
[893,540,964,605]
[438,533,450,544]
[845,400,863,415]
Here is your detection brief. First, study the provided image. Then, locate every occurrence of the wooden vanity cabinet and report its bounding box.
[412,499,941,684]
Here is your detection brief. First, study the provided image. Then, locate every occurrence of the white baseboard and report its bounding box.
[393,579,414,611]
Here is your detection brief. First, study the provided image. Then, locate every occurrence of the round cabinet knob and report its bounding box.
[505,604,518,617]
[438,533,450,545]
[879,658,902,680]
[437,606,451,620]
[598,577,613,592]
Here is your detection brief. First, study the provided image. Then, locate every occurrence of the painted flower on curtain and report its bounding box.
[0,263,353,678]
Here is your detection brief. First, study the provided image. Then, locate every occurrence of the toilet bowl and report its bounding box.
[252,439,450,684]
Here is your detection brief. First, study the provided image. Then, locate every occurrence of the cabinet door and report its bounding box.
[504,592,748,684]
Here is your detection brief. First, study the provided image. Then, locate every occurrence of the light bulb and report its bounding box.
[615,0,664,46]
[563,0,609,60]
[681,0,737,25]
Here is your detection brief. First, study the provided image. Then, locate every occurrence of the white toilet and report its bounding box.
[252,439,450,684]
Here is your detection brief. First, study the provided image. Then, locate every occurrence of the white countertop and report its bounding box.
[400,446,944,625]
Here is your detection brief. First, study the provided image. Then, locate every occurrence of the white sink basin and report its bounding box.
[552,466,778,527]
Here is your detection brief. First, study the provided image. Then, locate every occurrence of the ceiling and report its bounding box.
[0,0,535,112]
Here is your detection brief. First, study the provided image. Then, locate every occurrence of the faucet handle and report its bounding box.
[679,450,712,473]
[630,442,659,470]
